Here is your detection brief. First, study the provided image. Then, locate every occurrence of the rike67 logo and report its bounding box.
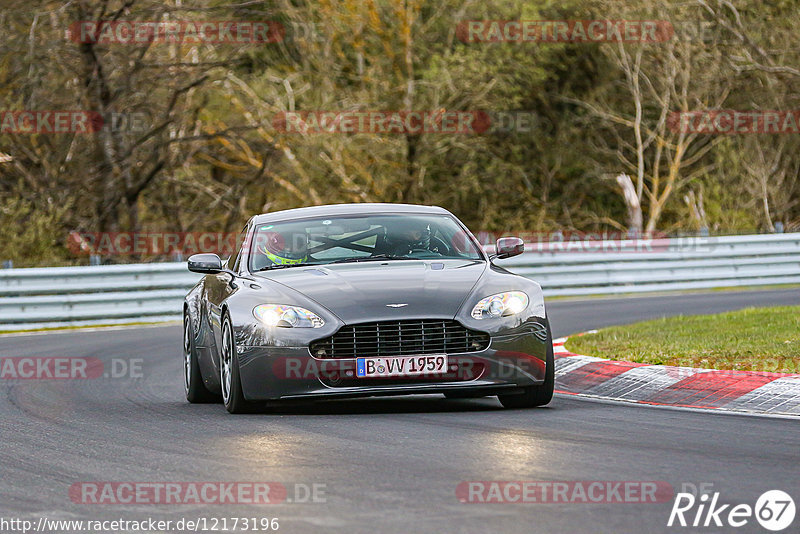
[668,488,795,531]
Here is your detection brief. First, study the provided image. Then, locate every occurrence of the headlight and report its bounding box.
[471,291,529,319]
[253,305,324,328]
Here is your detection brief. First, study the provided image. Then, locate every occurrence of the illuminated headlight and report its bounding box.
[471,291,529,319]
[253,305,324,328]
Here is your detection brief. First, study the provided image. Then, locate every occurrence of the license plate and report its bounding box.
[356,355,448,378]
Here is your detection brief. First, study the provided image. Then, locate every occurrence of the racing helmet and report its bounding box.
[389,218,431,250]
[261,230,308,265]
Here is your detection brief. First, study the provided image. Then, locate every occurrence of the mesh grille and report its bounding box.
[310,320,490,359]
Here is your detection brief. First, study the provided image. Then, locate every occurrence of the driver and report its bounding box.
[385,219,432,256]
[260,230,309,266]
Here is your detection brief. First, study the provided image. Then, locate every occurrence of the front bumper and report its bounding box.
[235,318,550,401]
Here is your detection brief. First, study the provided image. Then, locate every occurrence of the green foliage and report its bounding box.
[0,0,798,265]
[0,194,75,267]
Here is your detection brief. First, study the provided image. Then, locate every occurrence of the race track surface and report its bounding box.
[1,289,798,534]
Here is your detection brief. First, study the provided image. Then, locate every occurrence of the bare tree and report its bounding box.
[567,0,737,233]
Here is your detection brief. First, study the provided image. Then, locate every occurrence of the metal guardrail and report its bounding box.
[496,232,800,296]
[0,264,202,331]
[1,233,799,331]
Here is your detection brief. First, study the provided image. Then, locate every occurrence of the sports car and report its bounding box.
[183,203,554,413]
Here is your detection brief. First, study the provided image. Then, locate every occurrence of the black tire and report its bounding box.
[497,320,555,409]
[220,313,258,414]
[183,312,220,403]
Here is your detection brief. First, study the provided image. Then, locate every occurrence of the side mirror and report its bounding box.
[188,253,223,274]
[494,237,525,259]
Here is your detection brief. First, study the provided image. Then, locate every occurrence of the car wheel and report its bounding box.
[220,313,257,414]
[497,321,555,409]
[183,313,220,403]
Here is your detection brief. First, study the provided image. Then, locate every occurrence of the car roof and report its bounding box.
[251,203,452,224]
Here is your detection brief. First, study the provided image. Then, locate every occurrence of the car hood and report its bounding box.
[253,260,486,324]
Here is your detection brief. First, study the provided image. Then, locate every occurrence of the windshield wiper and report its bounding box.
[255,255,412,271]
[328,254,412,264]
[253,262,327,272]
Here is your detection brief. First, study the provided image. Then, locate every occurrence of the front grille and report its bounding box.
[310,320,490,359]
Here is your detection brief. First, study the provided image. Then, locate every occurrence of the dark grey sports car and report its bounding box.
[183,203,554,413]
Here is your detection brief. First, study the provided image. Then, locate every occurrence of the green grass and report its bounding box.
[565,306,800,374]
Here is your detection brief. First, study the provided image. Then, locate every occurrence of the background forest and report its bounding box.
[2,0,799,266]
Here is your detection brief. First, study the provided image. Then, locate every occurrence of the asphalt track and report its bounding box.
[0,288,798,534]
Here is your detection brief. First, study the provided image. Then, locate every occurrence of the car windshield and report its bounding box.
[248,213,483,271]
